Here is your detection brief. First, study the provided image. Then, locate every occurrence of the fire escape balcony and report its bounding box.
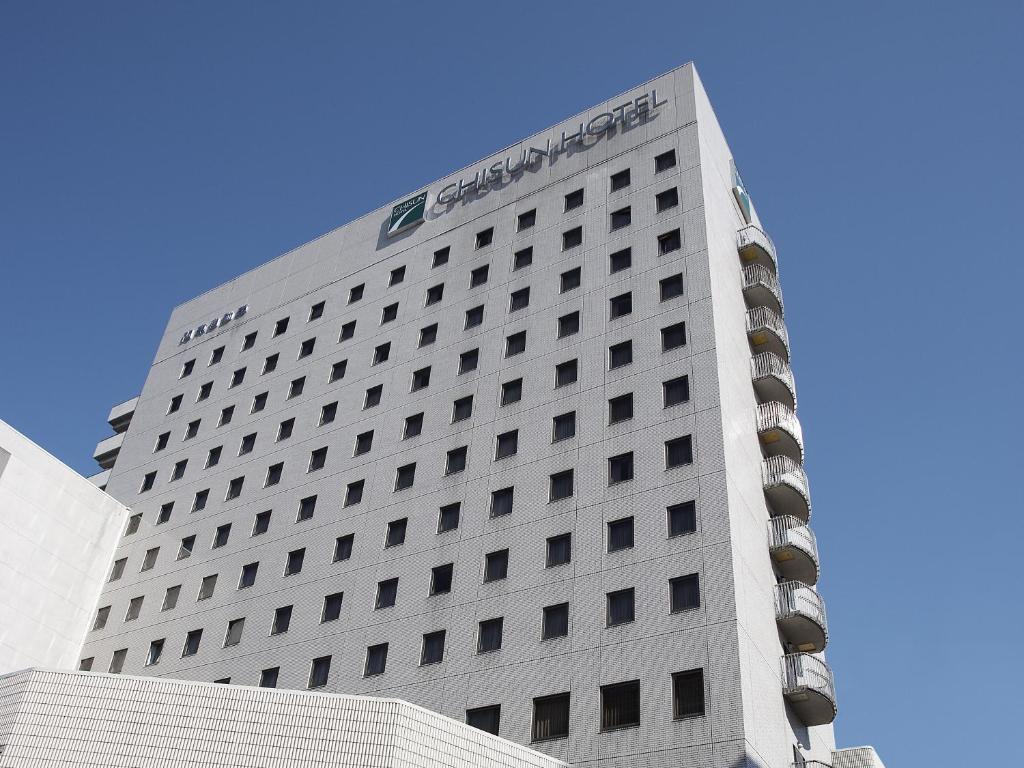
[746,306,790,363]
[769,516,819,585]
[757,402,804,464]
[763,455,811,521]
[782,653,837,726]
[742,263,783,317]
[737,224,778,274]
[751,352,796,411]
[775,581,829,652]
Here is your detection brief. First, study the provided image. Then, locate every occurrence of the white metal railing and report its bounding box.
[746,306,790,352]
[757,401,804,453]
[737,224,778,271]
[751,352,796,404]
[742,263,783,310]
[763,455,809,496]
[793,762,833,768]
[769,515,819,564]
[782,653,836,703]
[775,581,828,638]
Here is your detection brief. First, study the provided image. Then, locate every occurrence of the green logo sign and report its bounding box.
[387,192,427,237]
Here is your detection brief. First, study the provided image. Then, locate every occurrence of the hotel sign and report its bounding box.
[387,191,428,236]
[179,305,249,345]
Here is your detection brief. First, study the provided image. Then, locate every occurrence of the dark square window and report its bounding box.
[564,188,584,211]
[285,547,305,576]
[552,411,576,442]
[404,412,424,438]
[262,353,279,374]
[297,495,317,522]
[345,479,364,506]
[542,603,570,640]
[490,486,514,518]
[608,517,635,552]
[609,393,634,423]
[381,302,398,324]
[322,594,344,623]
[610,169,631,191]
[167,394,182,414]
[562,226,583,250]
[609,247,632,273]
[180,359,194,379]
[125,514,141,536]
[513,247,533,270]
[412,366,431,391]
[655,149,677,173]
[610,206,631,230]
[438,503,460,533]
[109,559,126,582]
[176,535,195,560]
[557,311,579,338]
[389,265,406,286]
[199,573,218,599]
[465,304,484,329]
[656,187,679,212]
[252,510,271,536]
[664,375,690,406]
[607,588,635,626]
[555,359,578,387]
[385,517,407,547]
[299,337,316,358]
[308,446,328,472]
[660,273,685,301]
[185,420,200,439]
[394,463,416,491]
[242,332,257,351]
[495,430,518,460]
[670,573,701,612]
[191,489,208,512]
[288,377,305,398]
[375,578,398,609]
[666,435,694,468]
[260,667,279,688]
[452,395,473,422]
[445,446,467,475]
[546,533,571,566]
[272,605,292,635]
[225,476,243,500]
[560,266,581,292]
[308,656,331,689]
[484,549,509,582]
[658,228,682,255]
[339,320,356,341]
[364,384,383,409]
[181,630,202,657]
[601,680,640,730]
[421,630,446,665]
[213,523,231,549]
[673,669,706,719]
[157,502,173,524]
[154,432,169,452]
[505,330,526,357]
[510,287,530,312]
[501,378,523,405]
[459,348,478,374]
[196,382,213,402]
[533,692,570,742]
[229,368,246,387]
[467,705,501,735]
[475,227,494,248]
[426,283,444,306]
[549,469,574,502]
[276,419,294,442]
[320,401,338,426]
[470,264,490,288]
[334,533,354,561]
[661,321,687,350]
[309,300,325,321]
[373,342,391,365]
[210,346,224,365]
[478,617,504,652]
[239,432,256,456]
[348,284,364,304]
[609,340,633,369]
[517,209,536,231]
[364,643,389,677]
[238,562,258,589]
[430,562,454,595]
[274,317,290,337]
[609,292,632,319]
[251,393,267,414]
[433,246,450,267]
[354,430,374,456]
[146,639,165,665]
[609,452,634,484]
[419,323,437,347]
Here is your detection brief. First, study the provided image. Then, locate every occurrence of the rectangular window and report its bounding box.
[272,605,292,635]
[552,411,576,442]
[477,617,503,652]
[501,378,523,405]
[108,648,127,674]
[364,384,383,409]
[426,283,444,306]
[655,149,677,172]
[490,486,514,518]
[562,226,583,250]
[505,330,526,357]
[495,430,518,460]
[533,693,570,742]
[157,502,173,524]
[564,187,584,211]
[459,348,479,374]
[274,317,290,337]
[209,347,224,365]
[464,304,484,329]
[191,489,208,512]
[385,517,408,547]
[260,667,280,688]
[484,549,509,582]
[542,603,570,640]
[330,359,348,382]
[308,446,328,472]
[438,502,460,533]
[670,573,701,612]
[334,533,354,561]
[364,643,389,676]
[320,401,338,425]
[609,340,633,369]
[161,586,180,611]
[308,300,325,321]
[557,311,579,338]
[146,639,164,666]
[546,533,572,566]
[445,446,467,475]
[661,321,687,350]
[297,495,317,522]
[141,547,159,571]
[138,472,156,493]
[225,476,244,500]
[609,392,634,423]
[198,574,218,600]
[288,377,305,398]
[509,287,530,312]
[394,463,416,491]
[345,479,364,506]
[124,596,144,621]
[285,548,305,576]
[608,517,635,552]
[660,273,685,301]
[212,523,230,549]
[372,342,391,365]
[167,394,182,414]
[348,284,364,304]
[79,658,93,671]
[93,606,110,630]
[554,359,578,387]
[253,510,271,536]
[381,303,398,324]
[322,592,344,622]
[432,246,450,267]
[608,452,634,484]
[452,395,473,422]
[470,264,490,288]
[264,462,283,487]
[609,292,632,319]
[238,562,258,589]
[517,208,536,230]
[298,337,316,358]
[242,331,257,350]
[673,669,706,718]
[430,563,454,595]
[404,412,424,438]
[656,187,679,212]
[223,618,244,647]
[421,630,446,665]
[154,432,169,452]
[308,656,331,689]
[180,359,195,378]
[184,419,200,440]
[607,588,635,626]
[664,375,691,406]
[196,381,212,401]
[205,446,221,468]
[549,469,574,502]
[375,577,398,609]
[170,459,187,481]
[125,513,142,536]
[181,629,202,658]
[239,432,256,456]
[513,246,533,270]
[610,206,631,230]
[560,266,581,292]
[251,393,267,414]
[666,435,694,468]
[389,265,405,286]
[339,320,356,341]
[419,323,438,347]
[610,168,631,191]
[467,705,501,735]
[601,680,640,730]
[354,430,374,456]
[609,247,632,273]
[658,228,682,255]
[475,227,494,248]
[263,353,279,374]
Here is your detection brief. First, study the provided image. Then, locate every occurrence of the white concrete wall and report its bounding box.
[0,421,129,674]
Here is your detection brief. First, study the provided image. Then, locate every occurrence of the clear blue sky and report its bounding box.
[2,2,1021,763]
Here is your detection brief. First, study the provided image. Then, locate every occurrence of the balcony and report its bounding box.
[742,263,783,316]
[782,653,837,726]
[763,455,811,521]
[746,307,790,363]
[107,396,139,434]
[88,469,111,491]
[751,352,796,410]
[757,402,804,464]
[792,763,832,768]
[737,224,777,274]
[775,581,828,652]
[92,432,125,470]
[769,516,819,585]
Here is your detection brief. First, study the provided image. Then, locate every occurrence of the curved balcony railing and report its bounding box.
[746,306,790,363]
[751,352,796,411]
[763,455,811,521]
[737,224,777,274]
[742,263,783,316]
[769,516,819,585]
[757,402,804,464]
[775,581,829,652]
[782,653,837,726]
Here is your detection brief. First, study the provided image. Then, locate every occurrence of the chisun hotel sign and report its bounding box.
[386,88,668,238]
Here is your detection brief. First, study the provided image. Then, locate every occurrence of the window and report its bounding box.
[364,643,389,676]
[464,304,484,329]
[308,446,328,472]
[673,669,705,718]
[364,384,383,409]
[549,469,574,502]
[167,394,182,414]
[552,411,576,442]
[308,656,331,689]
[560,266,581,292]
[412,366,431,391]
[475,227,494,248]
[125,513,142,536]
[517,208,536,231]
[297,495,317,522]
[320,401,338,425]
[182,629,202,657]
[608,517,635,552]
[601,680,640,730]
[125,596,144,621]
[277,417,295,441]
[198,574,218,600]
[348,284,364,303]
[161,585,180,611]
[253,510,271,536]
[191,489,208,512]
[265,462,283,487]
[354,430,374,456]
[655,148,677,172]
[339,320,356,341]
[109,558,127,582]
[205,446,222,468]
[609,452,634,484]
[212,523,231,549]
[421,630,446,665]
[609,247,632,273]
[609,393,634,423]
[660,273,685,300]
[452,395,473,422]
[309,300,325,321]
[229,367,246,387]
[140,471,156,492]
[478,617,504,652]
[345,479,364,506]
[404,412,424,438]
[666,435,694,468]
[564,188,584,211]
[273,317,290,337]
[607,588,635,626]
[495,430,518,460]
[372,342,390,365]
[250,392,267,414]
[334,533,354,561]
[375,578,398,609]
[381,303,398,324]
[490,486,514,518]
[170,459,187,481]
[225,476,244,500]
[509,286,530,312]
[108,649,127,674]
[235,432,256,456]
[542,603,570,640]
[513,246,533,270]
[445,446,467,475]
[609,340,633,369]
[430,563,454,595]
[146,639,164,666]
[610,168,631,191]
[141,547,159,571]
[154,432,170,452]
[546,533,572,566]
[663,375,691,407]
[389,265,406,286]
[394,463,416,491]
[419,323,438,347]
[180,359,195,378]
[385,518,408,547]
[330,359,348,382]
[658,228,682,255]
[470,264,490,288]
[157,502,173,524]
[656,187,679,212]
[285,548,305,576]
[322,592,344,622]
[533,693,570,742]
[209,347,225,365]
[610,206,631,230]
[555,359,578,387]
[299,337,316,358]
[242,331,257,351]
[562,227,583,250]
[238,562,258,589]
[484,549,509,582]
[432,246,450,267]
[288,376,305,397]
[556,311,580,339]
[79,658,94,671]
[609,292,632,319]
[467,705,501,735]
[183,420,201,441]
[670,573,701,612]
[501,378,523,405]
[438,502,460,533]
[93,606,110,630]
[259,667,280,688]
[505,330,526,357]
[426,283,444,306]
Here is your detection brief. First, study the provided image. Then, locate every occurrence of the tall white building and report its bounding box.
[74,63,881,768]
